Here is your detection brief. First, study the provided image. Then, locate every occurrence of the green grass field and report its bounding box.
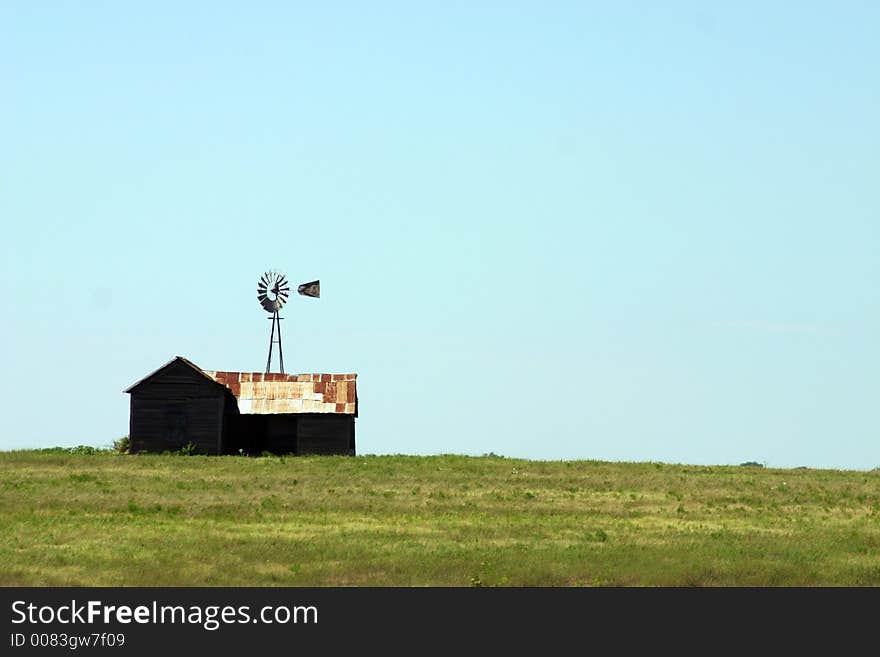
[2,450,879,586]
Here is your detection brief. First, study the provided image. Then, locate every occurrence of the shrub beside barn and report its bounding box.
[124,356,357,455]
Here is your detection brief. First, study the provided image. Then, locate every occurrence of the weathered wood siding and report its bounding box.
[266,416,298,454]
[224,414,353,456]
[297,415,355,456]
[129,360,226,454]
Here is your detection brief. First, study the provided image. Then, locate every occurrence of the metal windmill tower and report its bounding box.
[257,271,320,374]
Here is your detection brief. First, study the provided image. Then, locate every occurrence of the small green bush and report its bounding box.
[112,436,130,454]
[177,442,198,456]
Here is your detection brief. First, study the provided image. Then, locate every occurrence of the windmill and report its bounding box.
[257,271,320,374]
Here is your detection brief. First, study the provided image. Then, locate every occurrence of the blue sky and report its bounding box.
[1,2,877,469]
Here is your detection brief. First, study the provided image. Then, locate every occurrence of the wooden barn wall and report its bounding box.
[129,361,224,454]
[224,415,296,455]
[297,415,355,456]
[224,414,352,455]
[266,416,298,454]
[130,396,222,454]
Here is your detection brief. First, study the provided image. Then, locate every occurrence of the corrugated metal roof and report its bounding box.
[204,370,357,415]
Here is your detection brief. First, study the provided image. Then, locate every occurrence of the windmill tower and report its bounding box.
[256,271,320,374]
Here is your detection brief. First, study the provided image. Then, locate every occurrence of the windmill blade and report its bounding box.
[259,270,290,314]
[297,280,320,298]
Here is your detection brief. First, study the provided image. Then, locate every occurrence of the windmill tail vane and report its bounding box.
[297,280,320,298]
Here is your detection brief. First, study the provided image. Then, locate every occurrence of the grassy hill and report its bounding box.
[2,450,879,586]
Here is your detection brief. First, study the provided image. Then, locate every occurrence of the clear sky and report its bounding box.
[1,2,877,469]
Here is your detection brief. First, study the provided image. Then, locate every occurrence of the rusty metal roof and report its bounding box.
[204,370,357,415]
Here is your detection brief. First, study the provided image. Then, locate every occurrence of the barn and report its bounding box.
[124,356,357,455]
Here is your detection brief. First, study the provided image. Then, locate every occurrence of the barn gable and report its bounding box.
[125,356,230,396]
[125,357,231,455]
